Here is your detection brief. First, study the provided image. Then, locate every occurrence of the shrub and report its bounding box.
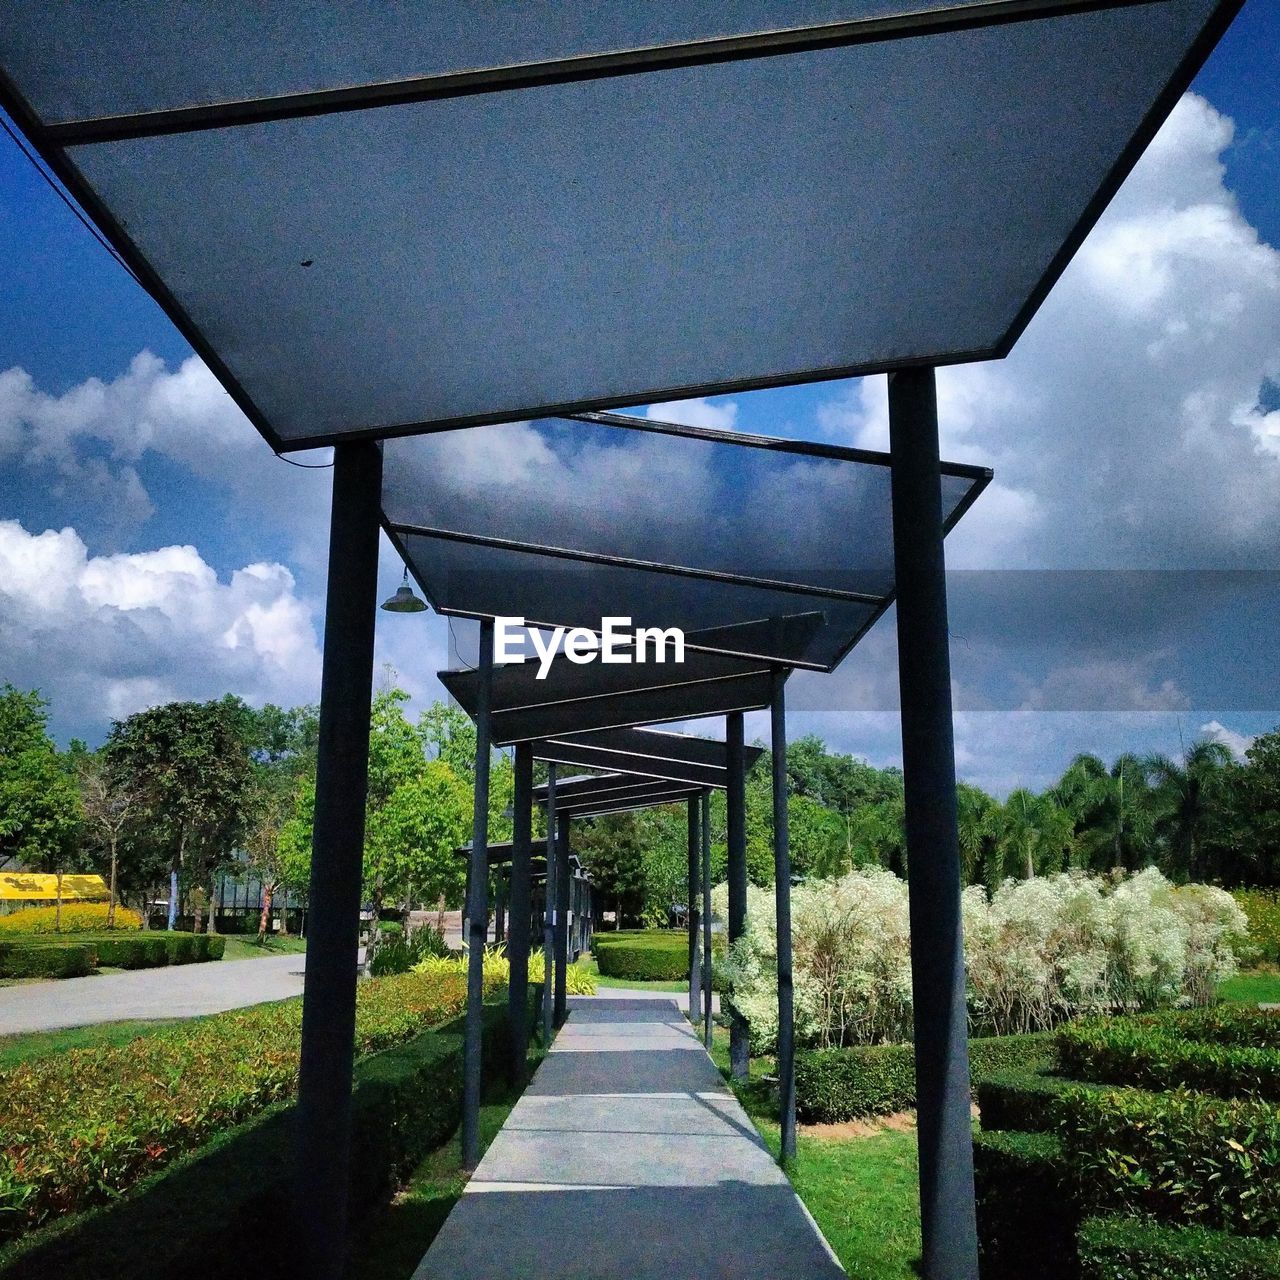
[594,930,688,981]
[1058,1085,1280,1237]
[368,924,448,976]
[0,1000,518,1280]
[1056,1016,1280,1101]
[1233,890,1280,966]
[1077,1216,1280,1280]
[0,904,142,935]
[0,968,501,1243]
[205,935,225,961]
[974,1130,1077,1280]
[795,1032,1051,1122]
[162,933,196,965]
[977,1068,1097,1133]
[84,935,170,970]
[413,945,596,995]
[0,942,94,979]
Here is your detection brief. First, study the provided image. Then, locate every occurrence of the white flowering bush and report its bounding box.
[712,867,1247,1050]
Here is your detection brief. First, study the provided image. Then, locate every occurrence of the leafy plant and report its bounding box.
[0,903,142,934]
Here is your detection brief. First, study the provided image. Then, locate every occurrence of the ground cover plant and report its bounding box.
[0,968,502,1244]
[0,904,143,934]
[412,944,596,995]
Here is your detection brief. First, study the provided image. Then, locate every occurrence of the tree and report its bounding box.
[1056,753,1157,873]
[419,701,478,780]
[0,684,81,873]
[76,752,138,926]
[956,783,999,886]
[105,698,256,930]
[1146,740,1232,881]
[788,792,848,879]
[574,812,648,927]
[986,788,1075,880]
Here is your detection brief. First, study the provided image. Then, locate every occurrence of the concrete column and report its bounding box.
[508,742,533,1085]
[771,669,796,1165]
[687,795,702,1025]
[726,710,749,1079]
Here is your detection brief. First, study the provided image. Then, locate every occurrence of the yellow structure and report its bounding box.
[0,873,110,907]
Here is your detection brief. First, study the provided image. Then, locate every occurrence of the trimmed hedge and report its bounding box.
[795,1031,1051,1121]
[0,904,143,935]
[977,1067,1099,1133]
[594,929,689,981]
[0,1000,516,1280]
[974,1130,1078,1280]
[1056,1013,1280,1101]
[1077,1216,1280,1280]
[1059,1085,1280,1237]
[0,941,94,979]
[0,969,505,1243]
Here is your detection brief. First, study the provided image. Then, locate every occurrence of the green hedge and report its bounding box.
[0,1002,514,1280]
[1059,1085,1280,1237]
[594,930,689,981]
[976,1068,1099,1133]
[795,1032,1051,1122]
[974,1130,1078,1280]
[1077,1216,1280,1280]
[1056,1015,1280,1101]
[0,941,94,979]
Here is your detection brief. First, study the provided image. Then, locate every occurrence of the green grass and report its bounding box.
[0,1016,200,1069]
[708,1025,921,1279]
[351,1051,543,1279]
[580,954,687,993]
[1220,968,1280,1005]
[218,933,308,962]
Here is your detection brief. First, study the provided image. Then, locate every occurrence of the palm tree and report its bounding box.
[956,783,998,886]
[1056,753,1157,873]
[987,789,1075,880]
[1145,740,1232,881]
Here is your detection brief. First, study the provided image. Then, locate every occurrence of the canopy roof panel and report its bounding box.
[0,1,1236,449]
[385,413,989,671]
[440,647,775,745]
[535,727,765,788]
[554,785,704,820]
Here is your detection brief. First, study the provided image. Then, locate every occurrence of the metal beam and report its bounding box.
[701,789,713,1050]
[45,1,1153,145]
[508,742,533,1087]
[726,710,749,1080]
[535,742,728,789]
[553,787,703,820]
[687,795,702,1028]
[771,669,797,1165]
[889,367,979,1279]
[542,764,557,1046]
[461,618,495,1171]
[293,440,382,1280]
[554,813,570,1026]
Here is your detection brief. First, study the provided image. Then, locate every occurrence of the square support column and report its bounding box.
[542,763,557,1046]
[687,795,702,1026]
[771,668,796,1165]
[293,440,382,1280]
[701,788,713,1050]
[508,741,533,1086]
[461,618,495,1171]
[554,813,570,1026]
[726,710,749,1079]
[889,367,979,1280]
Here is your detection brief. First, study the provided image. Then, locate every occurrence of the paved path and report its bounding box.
[415,997,844,1280]
[0,952,310,1034]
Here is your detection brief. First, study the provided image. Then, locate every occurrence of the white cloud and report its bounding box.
[0,520,322,734]
[1199,719,1255,760]
[644,396,739,431]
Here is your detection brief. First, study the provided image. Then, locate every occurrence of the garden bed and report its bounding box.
[0,932,224,977]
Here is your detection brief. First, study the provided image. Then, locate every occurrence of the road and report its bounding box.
[0,951,313,1035]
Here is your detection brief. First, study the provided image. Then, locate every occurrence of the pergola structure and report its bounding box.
[0,5,1242,1277]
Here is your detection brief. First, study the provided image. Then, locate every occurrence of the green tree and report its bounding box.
[1056,752,1157,873]
[956,782,999,886]
[418,701,478,779]
[574,812,648,928]
[788,792,848,879]
[986,788,1075,880]
[0,684,82,874]
[1146,740,1233,881]
[75,750,139,926]
[105,697,256,931]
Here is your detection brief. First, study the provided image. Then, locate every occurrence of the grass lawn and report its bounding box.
[219,933,308,962]
[1220,967,1280,1005]
[579,954,687,993]
[0,1016,198,1069]
[708,1025,922,1280]
[351,1052,544,1279]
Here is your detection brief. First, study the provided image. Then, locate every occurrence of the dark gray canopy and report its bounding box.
[535,727,764,789]
[0,0,1235,448]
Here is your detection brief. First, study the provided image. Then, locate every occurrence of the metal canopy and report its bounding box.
[536,774,705,810]
[440,647,775,745]
[383,412,988,670]
[555,786,705,820]
[535,727,765,789]
[0,1,1237,450]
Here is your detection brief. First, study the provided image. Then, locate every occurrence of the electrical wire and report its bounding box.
[273,451,334,469]
[0,111,142,286]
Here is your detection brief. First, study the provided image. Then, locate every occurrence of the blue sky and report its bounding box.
[2,4,1278,795]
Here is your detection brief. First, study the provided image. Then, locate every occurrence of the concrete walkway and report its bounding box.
[0,951,310,1034]
[415,997,844,1280]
